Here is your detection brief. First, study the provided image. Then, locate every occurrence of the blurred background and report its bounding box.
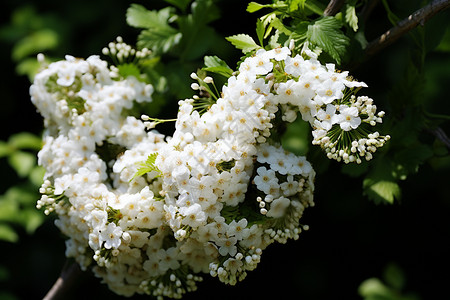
[1,0,449,299]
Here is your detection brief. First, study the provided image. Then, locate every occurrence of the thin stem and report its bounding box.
[323,0,346,16]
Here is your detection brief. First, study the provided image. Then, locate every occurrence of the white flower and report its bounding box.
[100,222,123,249]
[228,218,249,240]
[253,167,278,194]
[266,197,291,218]
[280,175,299,197]
[284,54,304,77]
[334,105,361,131]
[180,203,206,228]
[316,104,337,131]
[267,47,291,61]
[216,236,238,257]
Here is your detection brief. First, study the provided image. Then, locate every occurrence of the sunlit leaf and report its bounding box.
[225,34,260,53]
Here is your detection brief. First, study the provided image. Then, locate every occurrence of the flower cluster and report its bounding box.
[31,40,388,299]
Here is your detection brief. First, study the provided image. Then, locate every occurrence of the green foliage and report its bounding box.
[128,5,182,55]
[132,153,161,181]
[225,34,261,54]
[203,55,233,78]
[359,263,420,300]
[0,5,65,80]
[127,0,230,102]
[0,132,45,242]
[306,17,350,64]
[244,1,350,64]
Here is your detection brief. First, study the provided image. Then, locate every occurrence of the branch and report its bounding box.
[365,0,450,57]
[43,261,82,300]
[323,0,345,16]
[429,127,450,150]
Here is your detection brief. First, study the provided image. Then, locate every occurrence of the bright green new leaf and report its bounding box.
[247,2,268,13]
[131,153,161,181]
[203,56,233,78]
[306,17,350,64]
[256,19,265,46]
[225,34,260,53]
[345,4,358,32]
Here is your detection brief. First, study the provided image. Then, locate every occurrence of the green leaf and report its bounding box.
[345,4,358,32]
[8,132,42,150]
[7,151,36,178]
[383,263,405,291]
[0,224,18,243]
[18,210,44,234]
[117,63,142,79]
[304,0,325,16]
[126,4,160,29]
[128,5,182,54]
[131,153,161,181]
[364,179,401,204]
[358,278,392,298]
[11,29,58,62]
[164,0,191,12]
[225,34,261,53]
[0,141,12,158]
[256,19,265,46]
[306,17,350,64]
[203,56,233,78]
[138,28,182,54]
[247,2,268,13]
[271,17,292,36]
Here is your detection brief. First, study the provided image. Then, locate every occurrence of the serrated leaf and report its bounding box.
[131,153,161,181]
[247,2,268,13]
[256,19,265,46]
[128,5,182,54]
[138,29,182,54]
[203,56,233,78]
[7,151,36,178]
[364,179,401,204]
[306,17,350,64]
[126,4,161,29]
[225,34,260,53]
[345,4,358,32]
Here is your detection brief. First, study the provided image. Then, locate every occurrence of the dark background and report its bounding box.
[1,0,449,299]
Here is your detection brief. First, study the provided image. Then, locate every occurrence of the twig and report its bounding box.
[429,127,450,150]
[43,261,82,300]
[323,0,345,16]
[365,0,450,57]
